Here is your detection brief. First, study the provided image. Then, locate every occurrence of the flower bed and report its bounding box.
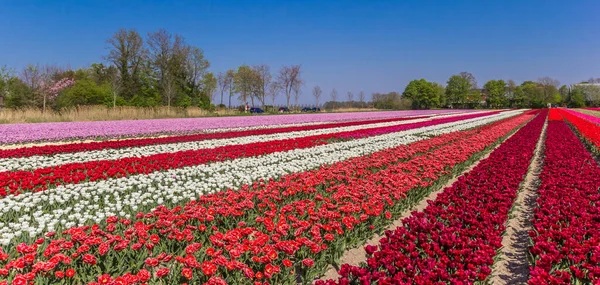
[0,110,468,144]
[0,111,503,196]
[528,118,600,284]
[563,109,600,124]
[317,110,546,284]
[0,115,435,159]
[0,112,531,284]
[0,116,439,172]
[555,108,600,152]
[0,111,523,247]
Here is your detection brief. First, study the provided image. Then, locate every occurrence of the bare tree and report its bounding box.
[277,65,302,109]
[217,72,230,107]
[109,68,121,109]
[347,91,354,107]
[459,71,477,89]
[186,46,209,96]
[537,77,561,104]
[234,65,259,106]
[225,69,235,109]
[147,29,190,108]
[330,88,338,109]
[21,64,43,91]
[506,80,516,99]
[358,91,365,103]
[268,82,281,107]
[253,64,271,109]
[106,29,146,100]
[162,72,177,109]
[587,77,600,84]
[203,72,217,104]
[21,64,60,112]
[312,86,322,107]
[293,83,302,110]
[537,77,560,88]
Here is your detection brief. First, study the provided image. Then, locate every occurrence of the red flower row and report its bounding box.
[528,118,600,284]
[0,113,531,284]
[0,116,433,159]
[317,110,546,284]
[556,108,600,151]
[0,112,498,197]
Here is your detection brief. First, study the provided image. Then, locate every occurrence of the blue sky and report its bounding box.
[1,0,598,104]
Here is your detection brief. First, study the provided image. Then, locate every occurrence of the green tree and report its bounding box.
[105,29,146,101]
[4,78,33,108]
[569,87,586,108]
[445,75,471,108]
[521,81,545,108]
[234,65,260,106]
[403,79,439,109]
[512,86,527,108]
[56,79,111,108]
[432,82,445,107]
[484,79,507,108]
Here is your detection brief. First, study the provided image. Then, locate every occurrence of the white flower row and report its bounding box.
[0,110,522,245]
[0,112,480,172]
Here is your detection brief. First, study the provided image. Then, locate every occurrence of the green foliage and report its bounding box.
[445,75,470,108]
[371,93,412,110]
[483,79,506,108]
[4,78,33,108]
[175,93,192,108]
[403,79,439,109]
[56,79,111,108]
[569,87,586,108]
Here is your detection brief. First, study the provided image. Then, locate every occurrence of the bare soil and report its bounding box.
[487,119,547,284]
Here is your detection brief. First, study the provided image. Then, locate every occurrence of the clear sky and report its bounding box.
[1,0,598,104]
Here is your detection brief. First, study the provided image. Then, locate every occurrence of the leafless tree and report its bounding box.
[147,29,190,108]
[21,64,62,112]
[106,29,146,100]
[312,86,322,107]
[506,80,516,99]
[587,77,600,84]
[358,91,365,103]
[186,46,210,96]
[225,69,235,109]
[253,64,271,109]
[109,69,121,109]
[21,64,43,91]
[459,71,477,89]
[537,77,561,103]
[217,72,232,107]
[234,65,259,106]
[268,82,281,108]
[347,91,354,107]
[277,65,302,109]
[537,77,560,88]
[330,88,338,109]
[293,83,302,110]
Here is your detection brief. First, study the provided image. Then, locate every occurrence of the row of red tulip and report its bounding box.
[316,110,546,284]
[0,113,532,284]
[556,108,600,152]
[0,115,435,159]
[0,112,499,197]
[528,116,600,284]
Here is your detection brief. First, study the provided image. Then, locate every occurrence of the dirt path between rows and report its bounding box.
[316,122,526,283]
[487,118,547,284]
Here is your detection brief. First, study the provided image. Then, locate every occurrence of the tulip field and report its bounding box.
[0,109,599,285]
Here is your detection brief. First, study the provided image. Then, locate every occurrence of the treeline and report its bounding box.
[0,28,304,111]
[2,29,600,112]
[370,73,600,110]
